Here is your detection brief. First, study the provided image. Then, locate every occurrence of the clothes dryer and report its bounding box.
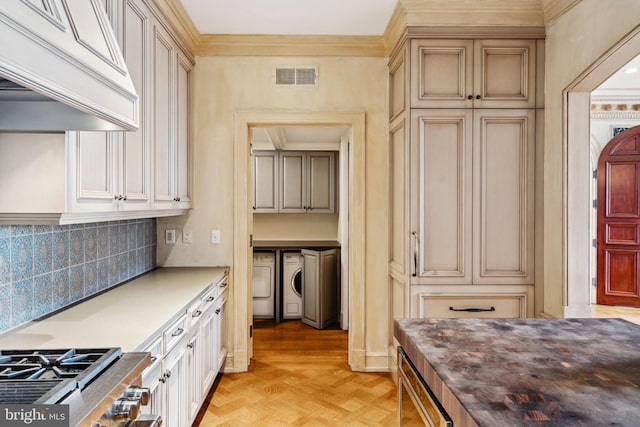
[282,251,303,319]
[252,251,275,318]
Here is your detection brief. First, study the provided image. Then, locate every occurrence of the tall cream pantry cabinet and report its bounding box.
[388,30,544,326]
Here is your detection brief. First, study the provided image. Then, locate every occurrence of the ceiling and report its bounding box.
[251,127,349,151]
[179,0,398,36]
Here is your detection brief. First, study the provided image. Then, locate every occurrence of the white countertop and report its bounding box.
[0,267,228,352]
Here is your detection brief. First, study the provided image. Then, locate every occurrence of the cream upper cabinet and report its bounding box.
[152,23,193,210]
[253,151,279,213]
[253,151,336,213]
[410,39,536,109]
[67,0,152,214]
[280,152,307,212]
[307,152,335,213]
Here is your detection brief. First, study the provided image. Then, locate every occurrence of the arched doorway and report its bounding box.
[596,125,640,307]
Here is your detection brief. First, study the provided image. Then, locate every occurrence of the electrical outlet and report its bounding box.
[183,230,193,244]
[165,229,176,244]
[210,229,221,244]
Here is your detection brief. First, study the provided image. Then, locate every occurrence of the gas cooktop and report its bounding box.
[0,348,122,405]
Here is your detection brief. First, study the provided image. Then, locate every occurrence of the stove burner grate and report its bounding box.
[0,348,122,404]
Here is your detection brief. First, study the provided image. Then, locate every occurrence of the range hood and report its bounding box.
[0,0,138,131]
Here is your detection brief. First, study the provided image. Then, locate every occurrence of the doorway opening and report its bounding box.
[250,125,350,343]
[565,25,640,319]
[232,111,366,373]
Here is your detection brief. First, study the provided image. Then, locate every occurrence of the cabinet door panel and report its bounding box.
[411,110,473,284]
[122,1,149,202]
[253,152,279,212]
[474,40,536,108]
[176,53,192,205]
[153,26,174,203]
[389,116,407,276]
[280,152,306,212]
[473,110,534,284]
[411,40,473,109]
[75,131,115,200]
[307,152,334,213]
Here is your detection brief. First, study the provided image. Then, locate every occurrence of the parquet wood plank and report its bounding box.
[194,320,398,426]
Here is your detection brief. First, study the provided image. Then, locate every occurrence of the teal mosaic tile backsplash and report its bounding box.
[0,219,156,333]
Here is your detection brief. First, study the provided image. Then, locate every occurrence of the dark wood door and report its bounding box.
[597,125,640,307]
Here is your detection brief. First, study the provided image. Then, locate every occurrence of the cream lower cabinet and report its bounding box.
[141,277,228,427]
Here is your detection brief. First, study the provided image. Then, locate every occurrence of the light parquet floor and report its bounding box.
[194,320,399,427]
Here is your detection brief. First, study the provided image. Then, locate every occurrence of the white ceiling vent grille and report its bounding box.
[274,67,318,87]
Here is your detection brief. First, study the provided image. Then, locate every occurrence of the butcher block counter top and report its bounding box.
[395,318,640,427]
[0,267,228,352]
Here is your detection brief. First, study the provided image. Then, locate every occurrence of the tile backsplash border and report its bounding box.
[0,219,157,333]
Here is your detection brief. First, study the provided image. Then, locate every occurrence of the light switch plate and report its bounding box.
[210,229,221,244]
[165,229,176,244]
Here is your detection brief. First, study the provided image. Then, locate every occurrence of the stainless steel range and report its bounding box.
[0,348,161,427]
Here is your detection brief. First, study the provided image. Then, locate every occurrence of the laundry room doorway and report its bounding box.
[233,111,365,372]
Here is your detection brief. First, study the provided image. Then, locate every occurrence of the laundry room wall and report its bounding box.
[253,213,339,241]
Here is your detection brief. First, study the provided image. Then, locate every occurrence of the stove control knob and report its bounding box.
[124,386,151,406]
[111,398,141,420]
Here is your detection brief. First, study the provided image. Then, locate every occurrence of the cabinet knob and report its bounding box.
[123,196,127,201]
[124,386,151,406]
[111,398,141,420]
[467,95,473,100]
[476,95,481,100]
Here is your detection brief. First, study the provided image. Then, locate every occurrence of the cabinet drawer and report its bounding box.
[419,293,527,318]
[163,313,187,353]
[188,299,204,329]
[142,337,163,376]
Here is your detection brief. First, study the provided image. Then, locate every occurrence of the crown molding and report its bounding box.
[150,0,199,56]
[196,34,385,57]
[541,0,583,25]
[399,0,545,27]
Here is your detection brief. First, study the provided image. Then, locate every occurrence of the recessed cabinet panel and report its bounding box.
[475,40,536,108]
[389,45,408,120]
[389,117,407,276]
[153,26,173,203]
[122,1,148,201]
[253,151,279,212]
[77,131,114,199]
[473,110,534,284]
[411,39,473,108]
[280,152,306,212]
[411,110,473,284]
[176,53,192,204]
[307,152,335,212]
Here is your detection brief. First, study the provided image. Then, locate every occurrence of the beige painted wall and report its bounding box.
[157,56,389,362]
[253,213,339,241]
[543,0,640,317]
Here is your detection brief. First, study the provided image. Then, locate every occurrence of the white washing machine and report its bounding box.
[252,252,275,319]
[282,252,303,319]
